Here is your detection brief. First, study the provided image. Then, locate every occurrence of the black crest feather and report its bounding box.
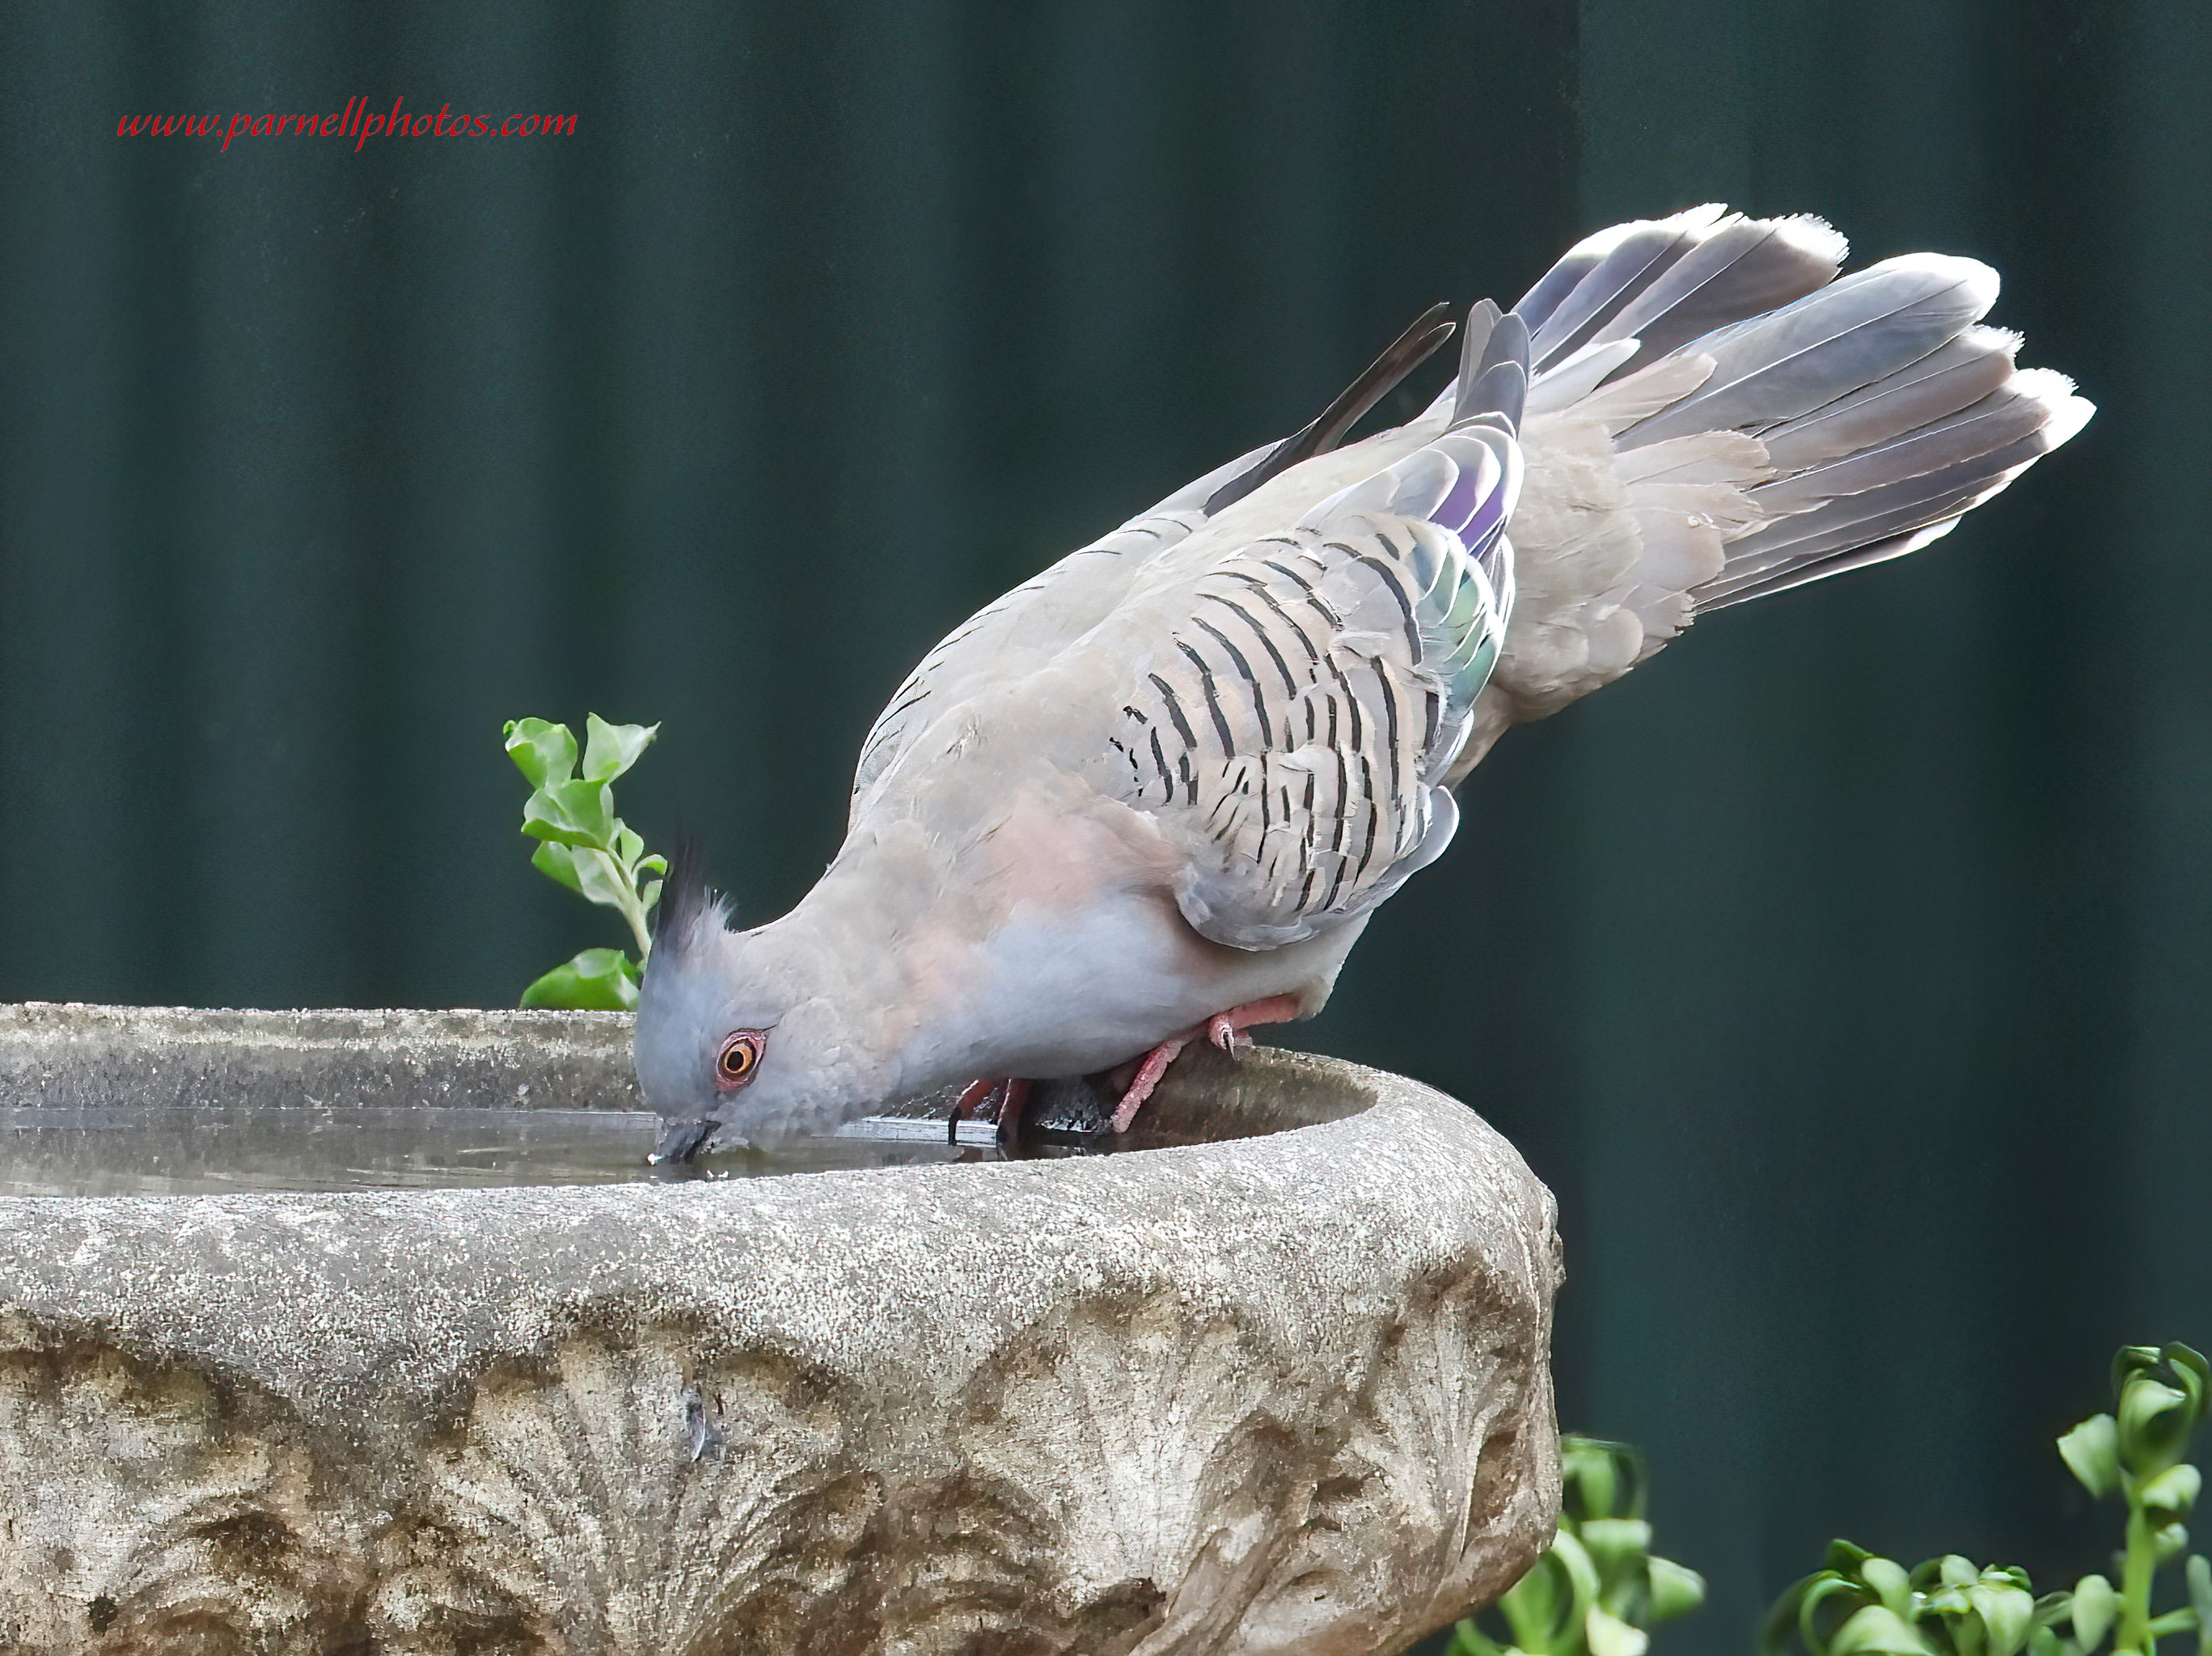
[652,837,728,961]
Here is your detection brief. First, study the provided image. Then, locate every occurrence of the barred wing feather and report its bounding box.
[1087,424,1520,948]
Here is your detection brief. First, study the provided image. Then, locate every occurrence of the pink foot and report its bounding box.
[1109,994,1305,1134]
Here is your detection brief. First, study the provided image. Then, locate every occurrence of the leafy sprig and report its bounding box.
[503,715,666,1011]
[1762,1343,2210,1656]
[1452,1437,1707,1656]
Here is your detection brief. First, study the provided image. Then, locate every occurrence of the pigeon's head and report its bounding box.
[633,851,873,1161]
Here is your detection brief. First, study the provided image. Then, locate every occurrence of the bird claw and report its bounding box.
[1207,1015,1255,1058]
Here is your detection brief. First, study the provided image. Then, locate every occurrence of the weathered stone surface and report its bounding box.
[0,1004,1561,1654]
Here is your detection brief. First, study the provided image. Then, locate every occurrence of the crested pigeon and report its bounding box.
[637,205,2092,1160]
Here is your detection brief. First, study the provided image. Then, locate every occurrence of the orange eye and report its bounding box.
[716,1031,764,1089]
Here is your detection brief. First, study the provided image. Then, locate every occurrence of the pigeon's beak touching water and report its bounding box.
[649,1113,717,1164]
[632,843,892,1161]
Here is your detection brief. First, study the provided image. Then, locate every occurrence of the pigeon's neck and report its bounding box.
[771,825,1022,1099]
[758,854,961,1105]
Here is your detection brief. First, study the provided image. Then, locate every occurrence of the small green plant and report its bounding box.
[1763,1547,2046,1656]
[1451,1435,1707,1656]
[1762,1342,2210,1656]
[1449,1344,2206,1656]
[503,715,666,1011]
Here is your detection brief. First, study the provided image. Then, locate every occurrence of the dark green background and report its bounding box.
[2,1,2206,1645]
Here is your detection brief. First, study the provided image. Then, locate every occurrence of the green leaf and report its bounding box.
[1648,1558,1707,1624]
[1926,1585,1973,1620]
[530,839,586,897]
[2060,1416,2123,1499]
[2115,1347,2166,1396]
[1497,1557,1562,1653]
[1764,1572,1846,1656]
[1587,1606,1650,1656]
[2142,1465,2204,1521]
[1563,1438,1647,1522]
[1579,1518,1654,1577]
[2121,1379,2195,1474]
[1800,1575,1885,1656]
[523,778,617,849]
[2185,1555,2211,1656]
[1449,1620,1512,1656]
[2166,1346,2210,1425]
[1942,1558,1983,1588]
[504,718,578,788]
[582,714,659,784]
[519,948,640,1012]
[2070,1576,2117,1651]
[1830,1605,1939,1656]
[615,824,645,866]
[569,847,634,910]
[1861,1558,1914,1616]
[1970,1582,2037,1656]
[1504,1531,1600,1654]
[2027,1591,2071,1630]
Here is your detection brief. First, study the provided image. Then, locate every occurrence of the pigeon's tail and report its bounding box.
[1675,324,2091,610]
[1520,205,2091,613]
[1449,204,2091,746]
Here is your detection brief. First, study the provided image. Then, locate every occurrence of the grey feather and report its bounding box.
[1747,381,2058,517]
[1620,255,1999,447]
[1698,520,1963,610]
[1454,298,1502,395]
[1700,429,2055,604]
[1524,217,1714,370]
[1728,431,2049,566]
[1757,326,2021,471]
[1588,214,1846,373]
[1457,310,1530,429]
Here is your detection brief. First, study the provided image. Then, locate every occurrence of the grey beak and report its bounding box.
[649,1117,717,1164]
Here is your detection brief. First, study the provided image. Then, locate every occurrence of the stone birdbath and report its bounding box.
[0,1002,1560,1655]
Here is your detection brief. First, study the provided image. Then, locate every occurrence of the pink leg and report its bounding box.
[1107,1037,1190,1133]
[1110,994,1305,1134]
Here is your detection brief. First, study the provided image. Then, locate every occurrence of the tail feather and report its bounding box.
[1700,368,2091,603]
[1467,206,2091,746]
[1515,205,1845,374]
[1621,254,2001,446]
[1588,213,1848,373]
[1749,378,2062,517]
[1522,208,1728,370]
[1728,433,2045,570]
[1757,325,2021,471]
[1700,519,1963,609]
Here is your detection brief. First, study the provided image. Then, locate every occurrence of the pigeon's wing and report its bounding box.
[1082,420,1522,949]
[849,309,1460,814]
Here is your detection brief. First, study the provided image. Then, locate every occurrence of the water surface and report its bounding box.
[0,1092,1149,1198]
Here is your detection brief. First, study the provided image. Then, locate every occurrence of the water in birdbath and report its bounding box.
[0,1076,1165,1197]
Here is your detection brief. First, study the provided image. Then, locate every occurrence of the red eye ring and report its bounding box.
[715,1031,765,1090]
